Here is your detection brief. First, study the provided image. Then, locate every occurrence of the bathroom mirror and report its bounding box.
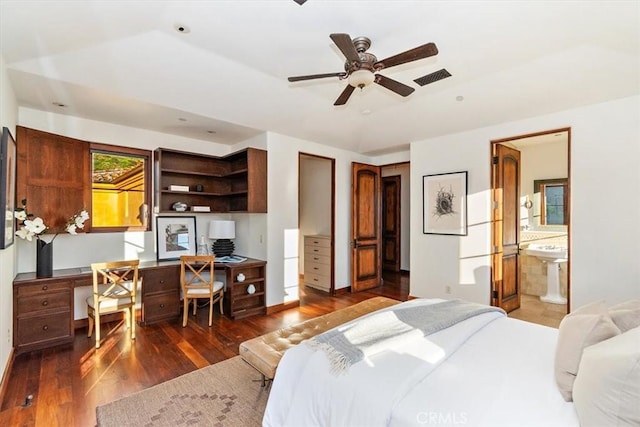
[534,178,568,226]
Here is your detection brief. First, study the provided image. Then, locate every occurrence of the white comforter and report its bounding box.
[263,299,578,427]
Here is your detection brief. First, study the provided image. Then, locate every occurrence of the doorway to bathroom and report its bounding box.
[491,128,571,328]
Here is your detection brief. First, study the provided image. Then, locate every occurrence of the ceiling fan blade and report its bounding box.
[374,74,415,97]
[334,85,356,106]
[288,72,346,82]
[374,42,438,70]
[293,0,307,4]
[330,33,360,62]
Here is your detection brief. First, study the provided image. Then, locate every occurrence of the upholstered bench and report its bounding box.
[239,296,400,385]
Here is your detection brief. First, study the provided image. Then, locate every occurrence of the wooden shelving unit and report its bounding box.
[154,147,267,214]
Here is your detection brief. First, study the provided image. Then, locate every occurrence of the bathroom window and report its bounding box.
[535,178,568,225]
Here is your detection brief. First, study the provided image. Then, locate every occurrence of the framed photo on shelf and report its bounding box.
[156,216,197,261]
[0,127,16,249]
[423,171,468,236]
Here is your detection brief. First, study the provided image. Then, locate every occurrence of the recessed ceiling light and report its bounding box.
[361,109,372,115]
[178,117,187,122]
[174,24,190,34]
[52,101,67,107]
[456,95,464,102]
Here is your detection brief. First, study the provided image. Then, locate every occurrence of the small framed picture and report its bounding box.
[156,216,197,261]
[423,171,468,236]
[1,127,17,250]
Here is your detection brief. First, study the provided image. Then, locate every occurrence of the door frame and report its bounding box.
[490,128,571,313]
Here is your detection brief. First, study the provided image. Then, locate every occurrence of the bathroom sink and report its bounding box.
[525,244,568,262]
[525,244,568,305]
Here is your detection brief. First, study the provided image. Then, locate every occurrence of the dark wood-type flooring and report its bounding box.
[0,272,409,427]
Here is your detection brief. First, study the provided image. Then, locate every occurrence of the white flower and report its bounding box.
[15,202,89,242]
[24,217,46,235]
[16,227,34,241]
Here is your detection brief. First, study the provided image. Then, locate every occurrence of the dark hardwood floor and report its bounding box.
[0,272,409,427]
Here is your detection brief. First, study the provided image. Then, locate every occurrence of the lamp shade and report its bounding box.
[348,69,375,88]
[209,220,235,239]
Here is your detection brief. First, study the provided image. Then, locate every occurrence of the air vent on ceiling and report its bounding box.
[414,68,452,86]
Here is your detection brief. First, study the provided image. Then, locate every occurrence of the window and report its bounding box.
[535,178,568,226]
[91,143,151,232]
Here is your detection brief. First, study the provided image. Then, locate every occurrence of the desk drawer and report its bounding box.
[142,266,180,294]
[16,281,71,297]
[143,291,180,323]
[17,312,72,345]
[17,291,71,316]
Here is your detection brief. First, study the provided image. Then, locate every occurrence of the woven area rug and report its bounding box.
[96,356,270,427]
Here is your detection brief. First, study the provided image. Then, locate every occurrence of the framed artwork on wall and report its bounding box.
[0,127,17,249]
[156,216,197,261]
[423,171,468,236]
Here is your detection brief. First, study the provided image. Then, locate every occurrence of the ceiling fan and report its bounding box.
[288,33,439,106]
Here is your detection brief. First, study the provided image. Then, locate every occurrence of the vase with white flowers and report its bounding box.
[15,199,90,278]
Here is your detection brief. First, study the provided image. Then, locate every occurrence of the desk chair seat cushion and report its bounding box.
[86,281,138,310]
[184,281,224,297]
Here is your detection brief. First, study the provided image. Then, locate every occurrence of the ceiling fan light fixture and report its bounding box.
[348,70,375,88]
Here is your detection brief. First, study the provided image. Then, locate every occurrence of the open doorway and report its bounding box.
[298,153,335,297]
[491,129,570,328]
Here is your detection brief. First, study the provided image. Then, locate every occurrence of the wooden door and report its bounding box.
[382,176,401,272]
[351,163,381,292]
[492,144,521,313]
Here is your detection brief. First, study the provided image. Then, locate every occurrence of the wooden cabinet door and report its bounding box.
[16,127,90,231]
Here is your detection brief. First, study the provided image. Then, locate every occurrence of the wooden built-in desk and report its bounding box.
[13,257,266,354]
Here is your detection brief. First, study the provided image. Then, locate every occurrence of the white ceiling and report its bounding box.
[1,0,638,155]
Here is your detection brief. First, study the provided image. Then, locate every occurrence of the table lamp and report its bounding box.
[209,220,235,257]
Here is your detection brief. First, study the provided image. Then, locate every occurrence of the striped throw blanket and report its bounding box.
[306,299,505,374]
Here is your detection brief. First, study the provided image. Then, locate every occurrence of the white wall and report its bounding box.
[381,163,410,271]
[0,54,18,389]
[410,95,640,310]
[264,132,369,306]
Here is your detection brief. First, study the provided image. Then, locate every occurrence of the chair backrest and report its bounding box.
[180,255,215,292]
[91,259,140,302]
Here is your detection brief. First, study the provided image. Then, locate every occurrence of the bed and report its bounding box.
[263,298,580,427]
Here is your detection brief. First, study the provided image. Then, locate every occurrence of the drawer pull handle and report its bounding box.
[160,280,164,284]
[160,304,165,308]
[313,278,318,281]
[42,325,49,331]
[313,257,319,261]
[313,249,318,252]
[42,285,48,291]
[313,267,319,270]
[42,300,48,306]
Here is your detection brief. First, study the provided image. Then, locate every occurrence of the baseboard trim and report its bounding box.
[333,286,351,295]
[266,299,300,315]
[400,269,410,276]
[408,295,419,300]
[0,346,15,407]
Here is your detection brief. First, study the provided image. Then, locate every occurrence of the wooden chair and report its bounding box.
[87,259,141,349]
[180,255,224,327]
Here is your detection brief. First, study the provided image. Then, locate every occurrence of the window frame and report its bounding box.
[534,178,569,226]
[90,142,152,233]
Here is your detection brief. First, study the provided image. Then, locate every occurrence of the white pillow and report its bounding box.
[573,327,640,427]
[609,299,640,333]
[554,300,621,401]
